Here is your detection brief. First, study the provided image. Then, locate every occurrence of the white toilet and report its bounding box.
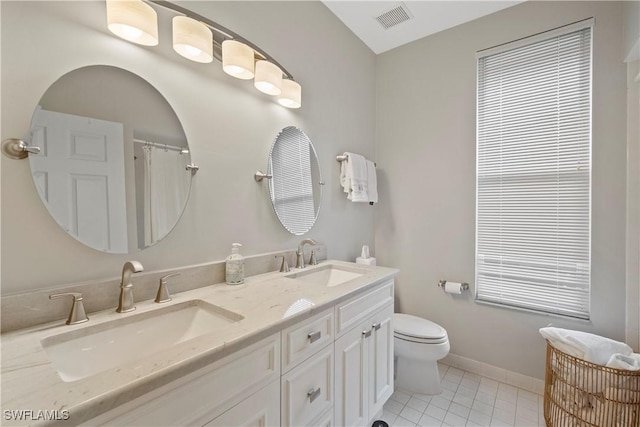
[393,313,450,395]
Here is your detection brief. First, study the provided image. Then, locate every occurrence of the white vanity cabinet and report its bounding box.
[334,281,394,427]
[82,279,394,427]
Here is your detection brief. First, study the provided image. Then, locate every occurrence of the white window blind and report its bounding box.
[476,21,592,319]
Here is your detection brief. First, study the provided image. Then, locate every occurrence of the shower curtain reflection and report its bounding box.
[140,145,190,247]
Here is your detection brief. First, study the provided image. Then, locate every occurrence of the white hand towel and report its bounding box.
[366,159,378,203]
[540,327,633,365]
[340,154,350,195]
[343,152,368,202]
[606,353,640,371]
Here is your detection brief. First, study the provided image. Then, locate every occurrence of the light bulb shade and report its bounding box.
[222,40,255,80]
[278,80,302,108]
[106,0,158,46]
[254,60,283,95]
[172,16,213,63]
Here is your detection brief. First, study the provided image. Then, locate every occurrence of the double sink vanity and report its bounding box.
[1,259,398,426]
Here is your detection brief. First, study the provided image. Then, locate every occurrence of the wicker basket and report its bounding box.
[544,341,640,427]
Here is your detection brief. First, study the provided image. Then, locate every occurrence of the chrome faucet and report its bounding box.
[296,238,318,269]
[116,261,144,313]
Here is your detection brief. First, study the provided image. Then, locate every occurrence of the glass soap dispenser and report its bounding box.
[225,243,245,285]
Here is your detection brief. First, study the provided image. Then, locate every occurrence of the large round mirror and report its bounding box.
[267,126,322,235]
[27,65,192,253]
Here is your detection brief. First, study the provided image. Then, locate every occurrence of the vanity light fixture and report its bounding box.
[106,0,158,46]
[278,79,302,109]
[254,60,283,96]
[222,40,255,80]
[172,16,213,63]
[104,0,302,108]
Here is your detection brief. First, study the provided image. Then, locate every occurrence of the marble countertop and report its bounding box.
[1,260,398,426]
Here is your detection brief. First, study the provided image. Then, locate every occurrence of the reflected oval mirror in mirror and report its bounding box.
[267,126,322,235]
[28,65,192,253]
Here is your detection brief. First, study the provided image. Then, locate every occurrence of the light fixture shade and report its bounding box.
[106,0,158,46]
[278,80,302,108]
[222,40,255,80]
[172,16,213,63]
[254,60,282,96]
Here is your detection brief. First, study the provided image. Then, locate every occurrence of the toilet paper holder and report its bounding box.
[438,280,469,291]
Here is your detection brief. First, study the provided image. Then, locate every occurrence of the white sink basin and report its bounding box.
[41,300,243,382]
[286,264,366,287]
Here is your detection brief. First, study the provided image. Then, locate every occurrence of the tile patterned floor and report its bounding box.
[381,363,545,427]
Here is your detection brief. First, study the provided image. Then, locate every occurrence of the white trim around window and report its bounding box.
[475,19,593,319]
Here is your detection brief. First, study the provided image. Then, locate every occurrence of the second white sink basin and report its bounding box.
[41,300,243,382]
[286,263,366,287]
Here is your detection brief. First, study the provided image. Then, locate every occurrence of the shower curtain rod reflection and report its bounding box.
[134,138,189,154]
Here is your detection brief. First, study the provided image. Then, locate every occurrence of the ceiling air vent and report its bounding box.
[375,3,413,30]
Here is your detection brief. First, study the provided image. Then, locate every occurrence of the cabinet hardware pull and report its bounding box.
[308,331,322,343]
[307,387,321,403]
[362,330,372,338]
[372,323,381,331]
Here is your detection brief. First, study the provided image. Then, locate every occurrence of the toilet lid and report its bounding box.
[394,313,447,340]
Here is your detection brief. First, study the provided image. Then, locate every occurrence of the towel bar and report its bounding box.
[336,154,376,166]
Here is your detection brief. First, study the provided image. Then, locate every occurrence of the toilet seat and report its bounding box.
[395,334,449,345]
[394,313,448,344]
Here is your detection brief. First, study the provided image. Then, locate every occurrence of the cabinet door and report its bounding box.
[204,380,280,427]
[368,303,394,417]
[334,320,369,427]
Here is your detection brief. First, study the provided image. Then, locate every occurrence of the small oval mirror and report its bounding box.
[27,65,192,253]
[267,127,322,235]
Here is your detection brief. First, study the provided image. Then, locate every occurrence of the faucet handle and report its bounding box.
[49,292,89,325]
[160,272,180,284]
[276,255,290,273]
[155,272,180,303]
[309,249,318,266]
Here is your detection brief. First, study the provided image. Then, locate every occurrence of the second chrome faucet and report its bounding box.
[116,261,144,313]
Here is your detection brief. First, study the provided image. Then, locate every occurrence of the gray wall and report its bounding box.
[1,1,376,294]
[626,57,640,351]
[375,1,627,379]
[623,0,639,61]
[624,0,640,353]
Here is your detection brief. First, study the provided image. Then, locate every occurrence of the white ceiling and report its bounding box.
[323,1,524,54]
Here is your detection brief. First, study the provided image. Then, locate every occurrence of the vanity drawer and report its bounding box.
[89,334,280,426]
[204,379,280,427]
[281,308,333,372]
[335,279,394,337]
[281,344,334,427]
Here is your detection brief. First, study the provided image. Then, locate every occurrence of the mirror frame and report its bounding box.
[26,65,193,254]
[267,126,322,236]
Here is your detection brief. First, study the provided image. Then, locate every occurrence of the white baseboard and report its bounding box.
[441,353,545,395]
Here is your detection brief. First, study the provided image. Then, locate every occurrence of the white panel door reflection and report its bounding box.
[29,107,128,252]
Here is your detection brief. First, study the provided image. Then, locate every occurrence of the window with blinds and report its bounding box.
[475,20,592,319]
